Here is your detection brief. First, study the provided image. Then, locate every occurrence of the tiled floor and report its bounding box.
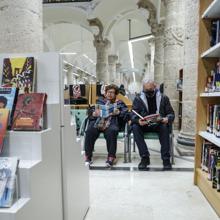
[84,139,220,220]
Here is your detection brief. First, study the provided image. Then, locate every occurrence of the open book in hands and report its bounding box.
[95,103,118,118]
[132,110,163,125]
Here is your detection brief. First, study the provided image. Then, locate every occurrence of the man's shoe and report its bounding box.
[138,157,150,170]
[163,160,172,170]
[106,156,115,167]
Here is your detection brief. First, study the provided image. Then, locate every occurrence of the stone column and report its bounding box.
[176,0,199,155]
[145,54,151,78]
[163,0,184,128]
[88,18,111,84]
[108,55,118,84]
[148,38,155,80]
[116,63,122,84]
[94,39,111,83]
[0,0,43,53]
[66,69,74,85]
[153,22,165,85]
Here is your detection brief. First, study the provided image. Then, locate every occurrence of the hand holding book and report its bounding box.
[132,110,163,126]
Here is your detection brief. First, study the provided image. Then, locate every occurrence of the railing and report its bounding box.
[43,0,92,3]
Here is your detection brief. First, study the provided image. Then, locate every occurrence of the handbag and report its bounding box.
[94,117,111,131]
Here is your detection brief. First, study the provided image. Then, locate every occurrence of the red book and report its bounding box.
[12,93,47,131]
[132,110,162,123]
[0,109,9,153]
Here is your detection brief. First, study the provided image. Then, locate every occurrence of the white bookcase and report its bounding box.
[0,52,89,220]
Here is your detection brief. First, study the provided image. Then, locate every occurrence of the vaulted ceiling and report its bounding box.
[43,0,164,81]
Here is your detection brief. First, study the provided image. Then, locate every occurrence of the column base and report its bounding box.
[176,132,195,156]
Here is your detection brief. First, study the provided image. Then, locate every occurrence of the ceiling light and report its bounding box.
[129,35,154,43]
[132,72,136,82]
[128,41,136,82]
[128,41,134,69]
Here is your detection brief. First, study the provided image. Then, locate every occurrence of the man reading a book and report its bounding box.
[131,80,175,170]
[84,84,128,167]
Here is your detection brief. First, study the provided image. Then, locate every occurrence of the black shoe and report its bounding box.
[138,157,150,170]
[163,160,172,171]
[106,156,116,167]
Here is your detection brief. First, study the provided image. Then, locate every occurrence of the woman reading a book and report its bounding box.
[84,84,128,167]
[131,80,175,170]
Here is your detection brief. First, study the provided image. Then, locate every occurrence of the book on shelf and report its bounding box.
[201,140,220,191]
[0,157,19,208]
[204,60,220,93]
[1,57,36,94]
[0,87,18,128]
[0,109,9,154]
[210,19,220,47]
[12,93,47,131]
[132,110,162,124]
[206,104,220,137]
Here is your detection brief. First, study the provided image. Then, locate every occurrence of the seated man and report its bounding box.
[131,80,175,170]
[84,84,128,167]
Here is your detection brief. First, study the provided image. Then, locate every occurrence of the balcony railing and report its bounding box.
[43,0,92,3]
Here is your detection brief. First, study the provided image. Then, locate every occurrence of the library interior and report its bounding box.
[0,0,220,220]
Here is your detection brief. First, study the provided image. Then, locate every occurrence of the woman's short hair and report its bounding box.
[105,84,119,95]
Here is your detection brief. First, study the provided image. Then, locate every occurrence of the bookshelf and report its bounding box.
[195,0,220,217]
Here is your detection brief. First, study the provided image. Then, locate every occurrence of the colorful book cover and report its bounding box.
[2,57,36,94]
[0,87,18,127]
[0,109,9,154]
[0,157,19,208]
[95,103,117,118]
[12,93,47,131]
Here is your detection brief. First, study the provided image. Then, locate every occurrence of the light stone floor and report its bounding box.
[83,139,220,220]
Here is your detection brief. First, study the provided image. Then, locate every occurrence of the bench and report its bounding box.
[130,129,175,164]
[72,108,130,163]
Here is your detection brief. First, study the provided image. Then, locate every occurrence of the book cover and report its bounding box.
[0,87,18,128]
[95,103,117,118]
[12,93,47,131]
[210,20,217,47]
[0,109,9,154]
[2,57,36,94]
[216,20,220,45]
[0,157,19,208]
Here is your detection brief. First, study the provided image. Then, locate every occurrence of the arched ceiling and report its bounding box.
[43,0,164,81]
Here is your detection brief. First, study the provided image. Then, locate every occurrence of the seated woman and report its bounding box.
[84,84,128,167]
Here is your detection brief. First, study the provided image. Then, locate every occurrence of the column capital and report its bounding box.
[88,17,104,41]
[137,0,157,35]
[108,54,118,64]
[152,21,165,36]
[164,26,184,47]
[94,38,111,50]
[116,63,122,70]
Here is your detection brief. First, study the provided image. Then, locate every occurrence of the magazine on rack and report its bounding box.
[0,157,19,208]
